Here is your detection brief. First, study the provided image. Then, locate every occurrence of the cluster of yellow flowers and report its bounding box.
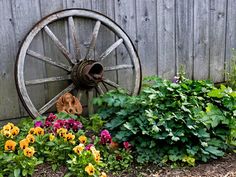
[1,123,37,158]
[72,135,106,176]
[1,123,20,138]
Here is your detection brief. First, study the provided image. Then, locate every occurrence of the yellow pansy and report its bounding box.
[5,140,17,151]
[57,128,67,137]
[79,135,87,144]
[73,144,85,155]
[19,139,29,150]
[49,133,55,141]
[64,133,75,141]
[23,147,35,157]
[85,163,95,175]
[34,127,44,136]
[26,134,35,143]
[11,126,20,136]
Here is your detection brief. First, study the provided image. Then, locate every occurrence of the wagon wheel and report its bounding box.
[15,9,141,118]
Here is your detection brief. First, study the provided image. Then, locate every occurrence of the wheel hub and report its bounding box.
[71,60,104,89]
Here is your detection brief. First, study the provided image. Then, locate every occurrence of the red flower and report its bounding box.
[100,130,112,145]
[123,141,132,150]
[46,113,57,122]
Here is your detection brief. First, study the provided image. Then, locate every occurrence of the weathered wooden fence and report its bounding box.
[0,0,236,121]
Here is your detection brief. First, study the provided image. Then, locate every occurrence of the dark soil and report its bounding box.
[33,153,236,177]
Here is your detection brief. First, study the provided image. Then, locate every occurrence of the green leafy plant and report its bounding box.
[94,76,236,166]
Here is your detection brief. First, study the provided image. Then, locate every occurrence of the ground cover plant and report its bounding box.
[94,76,236,166]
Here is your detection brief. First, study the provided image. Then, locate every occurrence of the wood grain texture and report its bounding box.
[176,0,194,79]
[193,0,210,80]
[209,0,227,82]
[0,0,21,119]
[12,0,46,116]
[225,0,236,75]
[157,0,176,79]
[136,0,158,76]
[115,0,137,92]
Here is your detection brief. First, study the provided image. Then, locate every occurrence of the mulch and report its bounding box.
[33,153,236,177]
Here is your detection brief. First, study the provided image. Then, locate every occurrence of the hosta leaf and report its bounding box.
[204,146,224,156]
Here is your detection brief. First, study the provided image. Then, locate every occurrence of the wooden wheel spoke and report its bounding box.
[44,26,75,65]
[38,83,75,114]
[68,16,81,61]
[101,82,109,92]
[98,39,123,61]
[85,21,101,59]
[96,84,104,95]
[104,64,133,71]
[103,79,120,88]
[25,75,71,86]
[27,50,72,72]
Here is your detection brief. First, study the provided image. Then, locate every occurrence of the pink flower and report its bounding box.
[53,119,65,131]
[85,144,94,150]
[34,121,43,128]
[100,130,112,145]
[123,141,132,150]
[46,113,57,122]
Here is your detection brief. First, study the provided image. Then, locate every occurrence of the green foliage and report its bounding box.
[94,76,236,166]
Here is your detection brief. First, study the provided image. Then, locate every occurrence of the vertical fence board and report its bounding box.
[225,0,236,75]
[136,0,157,76]
[176,0,194,79]
[115,0,137,92]
[0,0,21,119]
[157,0,176,79]
[209,0,227,82]
[12,0,46,117]
[193,0,210,80]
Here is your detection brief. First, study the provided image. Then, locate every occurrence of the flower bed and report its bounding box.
[0,76,235,177]
[0,113,133,176]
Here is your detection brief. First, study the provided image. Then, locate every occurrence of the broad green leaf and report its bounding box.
[14,169,21,177]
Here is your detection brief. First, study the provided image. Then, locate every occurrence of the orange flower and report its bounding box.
[19,139,29,150]
[79,135,87,144]
[23,147,35,157]
[57,128,67,137]
[5,140,17,151]
[64,133,75,141]
[26,134,35,143]
[73,144,84,155]
[11,126,20,136]
[34,127,44,136]
[85,163,95,175]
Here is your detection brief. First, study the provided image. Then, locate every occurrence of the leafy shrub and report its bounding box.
[94,76,236,166]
